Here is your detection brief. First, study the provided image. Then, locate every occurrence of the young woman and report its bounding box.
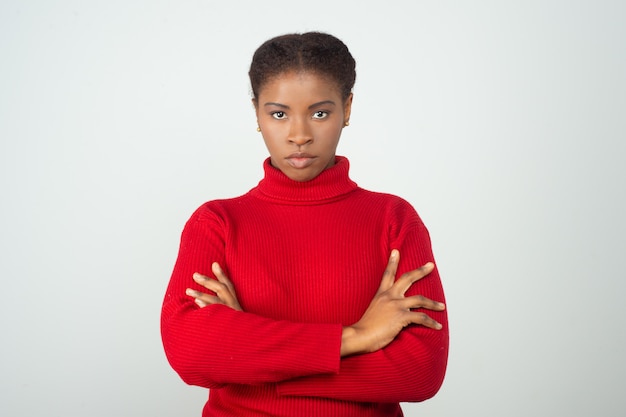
[161,32,448,417]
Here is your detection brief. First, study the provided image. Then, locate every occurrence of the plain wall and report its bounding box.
[1,1,625,416]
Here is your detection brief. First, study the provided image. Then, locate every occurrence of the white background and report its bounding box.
[1,1,625,416]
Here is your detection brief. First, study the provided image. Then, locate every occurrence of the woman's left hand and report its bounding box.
[186,262,243,311]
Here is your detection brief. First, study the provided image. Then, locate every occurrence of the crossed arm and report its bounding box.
[186,249,445,358]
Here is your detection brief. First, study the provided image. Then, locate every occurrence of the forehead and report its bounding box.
[257,71,342,103]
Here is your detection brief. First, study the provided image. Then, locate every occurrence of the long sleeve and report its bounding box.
[161,205,342,388]
[161,157,448,416]
[276,200,449,403]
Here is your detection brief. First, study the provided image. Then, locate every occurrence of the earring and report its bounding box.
[256,126,261,132]
[344,121,350,127]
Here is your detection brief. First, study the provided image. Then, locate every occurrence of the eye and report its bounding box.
[312,111,329,119]
[271,111,286,120]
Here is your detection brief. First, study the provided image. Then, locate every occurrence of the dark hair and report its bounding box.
[249,32,356,101]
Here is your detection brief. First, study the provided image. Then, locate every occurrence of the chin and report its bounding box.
[288,173,316,182]
[286,168,322,182]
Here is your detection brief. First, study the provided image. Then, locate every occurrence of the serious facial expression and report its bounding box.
[254,71,352,182]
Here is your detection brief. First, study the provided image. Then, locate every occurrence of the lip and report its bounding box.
[285,153,317,169]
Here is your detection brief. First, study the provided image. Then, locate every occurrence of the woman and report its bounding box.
[161,32,448,417]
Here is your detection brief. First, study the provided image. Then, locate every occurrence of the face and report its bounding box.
[254,71,352,182]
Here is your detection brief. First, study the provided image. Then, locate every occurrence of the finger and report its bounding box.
[193,274,231,298]
[195,268,240,309]
[395,262,434,295]
[212,262,235,293]
[192,272,215,290]
[193,272,233,296]
[378,249,399,293]
[186,288,221,307]
[211,263,236,297]
[402,294,446,311]
[407,311,443,330]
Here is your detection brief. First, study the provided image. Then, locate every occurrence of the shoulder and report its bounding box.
[356,188,421,216]
[354,188,427,238]
[185,193,253,228]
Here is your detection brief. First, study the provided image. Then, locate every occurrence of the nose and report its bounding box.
[288,118,313,147]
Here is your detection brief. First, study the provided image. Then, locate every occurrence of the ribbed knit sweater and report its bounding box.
[161,156,449,417]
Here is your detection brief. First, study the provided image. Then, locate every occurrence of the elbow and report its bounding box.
[411,346,449,402]
[161,316,224,390]
[176,365,223,389]
[415,375,445,402]
[162,338,225,390]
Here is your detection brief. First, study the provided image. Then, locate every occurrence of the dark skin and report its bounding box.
[186,70,445,358]
[186,249,445,357]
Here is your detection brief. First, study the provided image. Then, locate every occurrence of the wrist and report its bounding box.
[340,326,366,357]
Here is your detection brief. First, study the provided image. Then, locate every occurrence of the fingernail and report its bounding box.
[422,262,434,270]
[435,323,443,330]
[391,249,398,259]
[185,288,194,296]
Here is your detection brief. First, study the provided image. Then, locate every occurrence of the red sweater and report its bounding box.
[161,156,448,417]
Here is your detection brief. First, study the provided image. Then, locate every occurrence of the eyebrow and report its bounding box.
[263,100,337,110]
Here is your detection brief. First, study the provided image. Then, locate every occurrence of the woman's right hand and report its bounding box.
[340,249,445,357]
[186,262,243,312]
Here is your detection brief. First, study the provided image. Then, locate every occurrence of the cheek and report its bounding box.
[260,123,285,140]
[260,126,287,154]
[317,120,344,139]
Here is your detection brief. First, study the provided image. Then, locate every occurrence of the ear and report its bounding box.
[343,93,353,126]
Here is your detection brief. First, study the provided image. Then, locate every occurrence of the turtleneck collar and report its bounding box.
[250,156,358,204]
